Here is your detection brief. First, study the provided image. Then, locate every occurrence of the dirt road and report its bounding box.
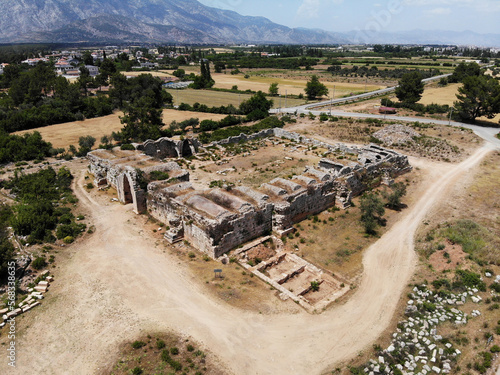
[1,145,492,375]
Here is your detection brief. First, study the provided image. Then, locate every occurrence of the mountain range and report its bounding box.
[0,0,498,46]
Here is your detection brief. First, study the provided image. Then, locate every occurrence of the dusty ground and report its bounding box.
[0,132,491,375]
[285,117,481,162]
[12,110,227,149]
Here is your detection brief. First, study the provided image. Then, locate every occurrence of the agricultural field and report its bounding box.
[210,72,385,97]
[419,83,500,125]
[122,70,175,78]
[165,88,307,108]
[13,110,227,149]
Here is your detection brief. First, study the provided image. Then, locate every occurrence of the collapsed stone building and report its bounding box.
[88,128,411,258]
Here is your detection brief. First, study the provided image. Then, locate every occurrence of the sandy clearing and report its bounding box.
[13,110,227,149]
[1,145,491,375]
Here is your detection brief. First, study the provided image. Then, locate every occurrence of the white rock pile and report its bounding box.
[0,270,52,328]
[362,284,483,375]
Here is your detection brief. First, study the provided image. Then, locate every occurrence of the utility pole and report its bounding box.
[330,94,333,117]
[285,90,287,109]
[449,107,454,126]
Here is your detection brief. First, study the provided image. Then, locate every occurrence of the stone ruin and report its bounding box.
[88,130,412,259]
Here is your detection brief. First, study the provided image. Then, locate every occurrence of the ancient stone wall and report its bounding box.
[136,137,200,158]
[89,129,412,258]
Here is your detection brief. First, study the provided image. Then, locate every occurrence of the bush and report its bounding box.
[32,257,47,270]
[131,340,146,349]
[311,281,320,291]
[131,367,143,375]
[120,144,135,151]
[149,171,170,181]
[156,340,166,349]
[187,344,195,352]
[170,347,179,355]
[63,236,74,244]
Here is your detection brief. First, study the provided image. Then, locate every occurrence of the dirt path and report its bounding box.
[1,145,492,375]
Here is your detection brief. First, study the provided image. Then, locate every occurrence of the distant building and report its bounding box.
[21,58,48,66]
[85,65,100,77]
[0,63,8,75]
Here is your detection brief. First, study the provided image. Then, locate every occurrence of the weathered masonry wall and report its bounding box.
[88,130,412,258]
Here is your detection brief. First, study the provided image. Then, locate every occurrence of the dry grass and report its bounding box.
[419,83,500,125]
[168,243,302,314]
[416,150,500,266]
[13,110,226,149]
[286,116,481,162]
[122,70,175,78]
[107,332,228,375]
[165,88,307,108]
[189,138,323,189]
[211,73,385,97]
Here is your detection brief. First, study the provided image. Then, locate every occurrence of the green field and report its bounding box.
[165,88,309,108]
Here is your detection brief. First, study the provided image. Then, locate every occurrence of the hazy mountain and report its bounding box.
[0,0,347,44]
[347,29,500,47]
[0,0,497,46]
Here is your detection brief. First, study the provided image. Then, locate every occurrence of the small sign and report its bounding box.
[214,269,223,279]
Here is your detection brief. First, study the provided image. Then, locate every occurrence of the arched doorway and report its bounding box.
[180,140,193,158]
[123,175,133,204]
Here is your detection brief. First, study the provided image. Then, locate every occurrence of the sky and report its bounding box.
[198,0,499,34]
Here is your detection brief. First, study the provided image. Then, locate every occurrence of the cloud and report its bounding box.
[297,0,321,18]
[426,7,452,15]
[405,0,500,12]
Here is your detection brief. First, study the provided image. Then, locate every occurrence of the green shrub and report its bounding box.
[131,367,143,375]
[156,340,166,349]
[63,236,74,244]
[131,340,146,349]
[149,170,170,181]
[32,257,47,270]
[120,144,135,151]
[170,347,179,355]
[187,344,195,352]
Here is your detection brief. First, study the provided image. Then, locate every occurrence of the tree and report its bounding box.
[305,75,328,100]
[0,204,14,280]
[239,91,273,121]
[454,75,500,123]
[214,62,225,73]
[172,69,185,79]
[269,82,279,96]
[78,66,92,97]
[449,62,482,83]
[360,193,385,235]
[77,135,96,156]
[120,96,164,142]
[395,71,424,105]
[82,51,94,66]
[190,60,214,89]
[384,182,407,210]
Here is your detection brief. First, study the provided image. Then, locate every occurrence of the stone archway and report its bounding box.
[180,140,193,158]
[123,174,133,204]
